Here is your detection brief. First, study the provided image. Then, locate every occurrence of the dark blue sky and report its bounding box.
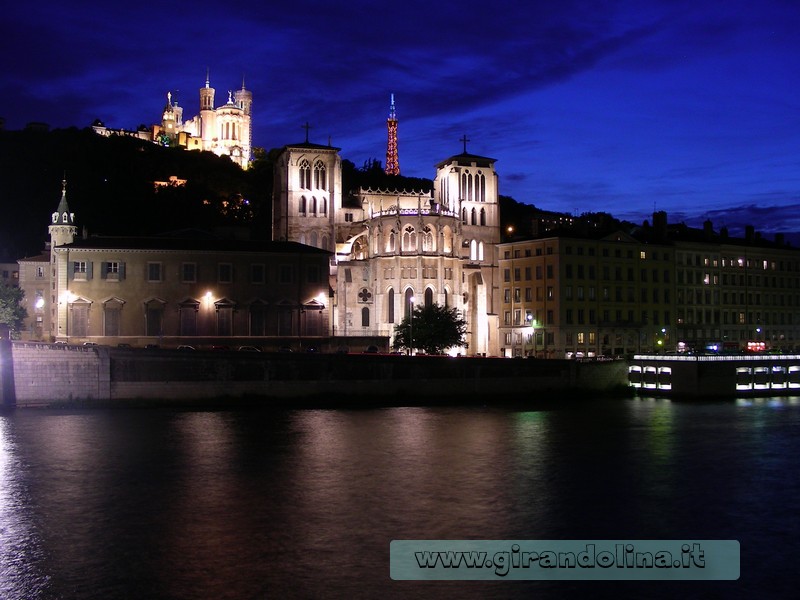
[3,1,800,239]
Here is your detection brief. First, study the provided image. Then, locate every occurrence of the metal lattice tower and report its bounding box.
[385,94,400,175]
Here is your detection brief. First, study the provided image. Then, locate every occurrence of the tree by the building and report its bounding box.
[0,283,27,337]
[393,303,466,355]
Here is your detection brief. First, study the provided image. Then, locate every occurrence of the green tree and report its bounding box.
[0,283,27,335]
[393,303,466,355]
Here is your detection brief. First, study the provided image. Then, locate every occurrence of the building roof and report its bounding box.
[56,234,332,255]
[435,152,496,169]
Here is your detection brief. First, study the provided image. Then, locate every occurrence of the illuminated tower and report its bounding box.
[384,94,399,175]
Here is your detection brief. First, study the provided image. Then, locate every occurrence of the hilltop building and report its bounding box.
[93,74,253,168]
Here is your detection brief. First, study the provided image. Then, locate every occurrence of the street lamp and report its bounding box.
[409,295,415,355]
[526,313,535,357]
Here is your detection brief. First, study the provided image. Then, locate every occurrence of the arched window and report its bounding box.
[422,226,435,252]
[461,207,467,224]
[424,287,433,307]
[442,226,453,253]
[321,235,329,251]
[477,171,486,202]
[314,161,327,189]
[404,288,415,318]
[298,159,311,189]
[387,287,395,323]
[361,307,370,327]
[403,226,416,251]
[299,195,307,215]
[471,207,477,225]
[310,196,317,215]
[470,239,477,261]
[478,241,485,261]
[480,208,486,226]
[387,231,396,252]
[444,288,449,307]
[310,231,318,248]
[320,198,327,215]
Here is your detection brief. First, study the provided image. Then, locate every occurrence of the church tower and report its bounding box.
[272,128,341,252]
[199,71,216,142]
[384,94,399,175]
[49,178,77,248]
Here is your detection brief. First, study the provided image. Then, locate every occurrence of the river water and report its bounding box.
[0,397,798,599]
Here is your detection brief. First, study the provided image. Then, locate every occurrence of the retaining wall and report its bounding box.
[3,342,629,407]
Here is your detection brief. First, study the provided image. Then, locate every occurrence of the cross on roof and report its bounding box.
[460,134,470,154]
[302,122,312,143]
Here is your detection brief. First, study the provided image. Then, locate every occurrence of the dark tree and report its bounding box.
[393,303,466,355]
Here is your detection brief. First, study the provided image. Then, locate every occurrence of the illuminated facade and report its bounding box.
[18,183,330,346]
[152,75,253,168]
[498,216,800,357]
[273,140,501,355]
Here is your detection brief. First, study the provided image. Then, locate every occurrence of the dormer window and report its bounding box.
[62,212,68,223]
[52,212,58,223]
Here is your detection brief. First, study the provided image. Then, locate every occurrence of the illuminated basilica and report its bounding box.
[272,136,501,356]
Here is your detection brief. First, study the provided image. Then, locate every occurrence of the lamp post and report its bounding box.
[526,313,535,357]
[409,295,415,356]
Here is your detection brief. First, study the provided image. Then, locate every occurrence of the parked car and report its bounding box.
[237,345,261,352]
[177,345,196,351]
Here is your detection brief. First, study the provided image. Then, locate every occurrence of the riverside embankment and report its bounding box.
[0,341,630,407]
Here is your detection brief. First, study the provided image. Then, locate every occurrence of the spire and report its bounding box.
[205,67,210,88]
[52,178,75,226]
[385,93,400,175]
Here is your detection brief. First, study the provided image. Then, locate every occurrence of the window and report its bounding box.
[103,261,125,280]
[218,263,233,283]
[36,266,45,278]
[147,262,162,282]
[73,261,91,280]
[251,264,265,284]
[307,265,320,283]
[280,265,293,284]
[182,263,197,283]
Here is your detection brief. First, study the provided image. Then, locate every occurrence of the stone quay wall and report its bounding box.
[2,342,629,407]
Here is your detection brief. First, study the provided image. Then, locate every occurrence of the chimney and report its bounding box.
[703,219,714,239]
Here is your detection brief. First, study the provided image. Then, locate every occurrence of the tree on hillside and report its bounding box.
[0,283,27,336]
[393,303,466,355]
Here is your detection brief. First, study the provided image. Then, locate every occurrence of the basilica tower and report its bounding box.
[384,94,399,176]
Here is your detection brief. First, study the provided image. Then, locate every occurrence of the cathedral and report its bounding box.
[272,129,501,355]
[152,74,253,168]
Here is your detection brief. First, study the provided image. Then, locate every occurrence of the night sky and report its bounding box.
[3,1,800,239]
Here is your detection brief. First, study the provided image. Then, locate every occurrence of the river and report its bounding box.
[1,396,797,599]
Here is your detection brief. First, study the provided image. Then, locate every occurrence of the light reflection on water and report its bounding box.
[0,398,797,599]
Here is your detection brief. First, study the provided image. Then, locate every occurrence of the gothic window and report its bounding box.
[479,241,485,261]
[299,196,307,215]
[314,161,327,189]
[321,235,329,251]
[424,287,433,307]
[361,307,370,327]
[404,288,415,318]
[422,226,435,252]
[358,288,373,303]
[298,159,311,189]
[471,207,477,225]
[461,207,467,224]
[442,226,453,253]
[477,171,486,202]
[386,231,396,253]
[470,240,477,261]
[320,198,327,216]
[444,288,449,307]
[310,231,318,248]
[480,208,486,226]
[387,287,395,323]
[310,196,317,215]
[403,226,416,251]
